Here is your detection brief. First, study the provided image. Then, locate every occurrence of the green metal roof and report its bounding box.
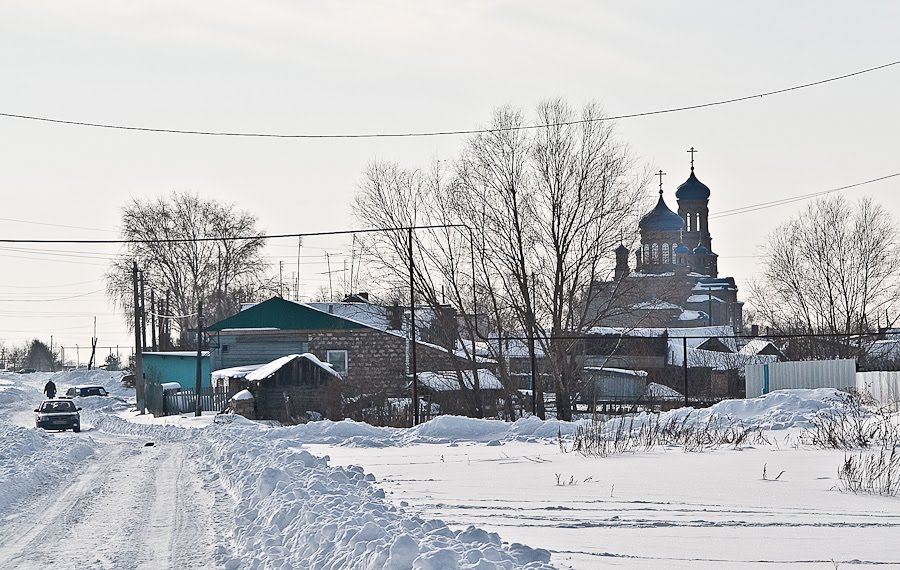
[207,296,370,332]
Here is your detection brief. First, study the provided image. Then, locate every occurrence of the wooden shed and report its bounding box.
[212,353,341,424]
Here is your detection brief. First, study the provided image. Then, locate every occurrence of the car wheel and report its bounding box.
[73,424,81,433]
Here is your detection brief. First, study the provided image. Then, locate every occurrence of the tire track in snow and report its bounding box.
[0,434,222,570]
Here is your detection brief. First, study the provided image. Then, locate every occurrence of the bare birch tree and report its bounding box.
[105,192,275,346]
[751,195,900,359]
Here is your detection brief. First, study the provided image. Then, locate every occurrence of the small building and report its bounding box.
[212,353,341,424]
[415,369,505,417]
[142,351,211,389]
[582,367,648,403]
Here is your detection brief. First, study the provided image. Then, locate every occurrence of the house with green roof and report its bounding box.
[206,296,480,418]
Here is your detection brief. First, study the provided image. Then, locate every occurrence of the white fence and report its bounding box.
[745,359,856,398]
[856,371,900,410]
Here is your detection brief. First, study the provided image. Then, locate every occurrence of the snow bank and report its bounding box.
[48,369,132,400]
[0,422,96,515]
[90,415,553,569]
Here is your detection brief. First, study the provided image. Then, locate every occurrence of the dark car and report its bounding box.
[35,399,81,432]
[64,385,109,398]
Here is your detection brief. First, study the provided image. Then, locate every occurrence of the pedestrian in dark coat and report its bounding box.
[43,380,57,399]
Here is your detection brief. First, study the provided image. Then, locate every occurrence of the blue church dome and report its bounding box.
[673,243,690,254]
[675,170,711,201]
[639,195,684,232]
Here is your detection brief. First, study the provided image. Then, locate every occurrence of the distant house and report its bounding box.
[212,353,340,423]
[206,296,485,420]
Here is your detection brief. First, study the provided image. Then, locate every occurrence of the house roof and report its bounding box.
[211,353,340,382]
[416,369,504,391]
[208,296,370,332]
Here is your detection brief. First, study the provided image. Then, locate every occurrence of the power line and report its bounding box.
[0,61,896,139]
[0,288,106,302]
[711,171,900,219]
[0,224,466,245]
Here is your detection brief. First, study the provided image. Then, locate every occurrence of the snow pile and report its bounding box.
[90,416,553,569]
[600,388,848,433]
[0,422,96,514]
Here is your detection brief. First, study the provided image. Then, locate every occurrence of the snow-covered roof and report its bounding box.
[143,351,210,357]
[668,341,777,370]
[416,369,504,391]
[584,367,648,377]
[678,310,709,321]
[643,382,683,401]
[739,339,778,356]
[632,300,682,310]
[211,364,264,380]
[212,354,340,382]
[686,294,725,304]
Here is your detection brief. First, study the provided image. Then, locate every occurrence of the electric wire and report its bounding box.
[0,60,896,139]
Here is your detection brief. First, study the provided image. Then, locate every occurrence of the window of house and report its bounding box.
[662,243,669,264]
[326,350,348,375]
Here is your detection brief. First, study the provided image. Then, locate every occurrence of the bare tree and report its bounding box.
[354,99,648,420]
[751,195,900,359]
[105,192,275,346]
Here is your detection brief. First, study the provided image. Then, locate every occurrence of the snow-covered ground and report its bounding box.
[2,371,900,569]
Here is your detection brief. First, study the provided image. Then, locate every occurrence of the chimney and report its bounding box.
[750,324,759,337]
[387,302,402,330]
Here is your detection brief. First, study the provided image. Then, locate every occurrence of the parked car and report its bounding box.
[35,399,81,432]
[17,368,36,374]
[64,385,109,398]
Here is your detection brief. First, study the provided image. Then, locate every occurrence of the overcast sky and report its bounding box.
[0,1,897,362]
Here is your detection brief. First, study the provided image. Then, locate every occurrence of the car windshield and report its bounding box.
[82,387,106,396]
[40,401,76,413]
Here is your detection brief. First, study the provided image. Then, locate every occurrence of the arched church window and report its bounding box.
[651,243,659,263]
[642,244,649,262]
[684,214,691,232]
[662,243,669,264]
[694,213,701,232]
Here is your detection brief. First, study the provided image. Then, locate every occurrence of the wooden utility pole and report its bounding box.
[408,228,418,426]
[150,290,157,352]
[139,270,147,352]
[132,262,146,414]
[683,336,689,407]
[194,300,204,417]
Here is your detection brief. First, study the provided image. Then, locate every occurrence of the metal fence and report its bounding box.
[745,359,857,398]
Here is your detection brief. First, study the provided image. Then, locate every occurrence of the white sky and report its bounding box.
[0,1,898,360]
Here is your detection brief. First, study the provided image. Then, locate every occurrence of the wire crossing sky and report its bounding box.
[0,60,896,139]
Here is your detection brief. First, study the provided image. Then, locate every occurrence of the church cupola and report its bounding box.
[637,170,684,273]
[676,147,713,254]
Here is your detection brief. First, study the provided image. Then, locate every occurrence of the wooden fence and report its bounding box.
[146,381,231,417]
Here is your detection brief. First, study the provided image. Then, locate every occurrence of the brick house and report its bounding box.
[206,296,483,420]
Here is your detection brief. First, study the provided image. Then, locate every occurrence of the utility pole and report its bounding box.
[195,300,204,417]
[279,261,284,297]
[50,335,54,372]
[132,262,146,414]
[139,270,147,352]
[683,336,689,407]
[150,291,157,352]
[408,228,419,426]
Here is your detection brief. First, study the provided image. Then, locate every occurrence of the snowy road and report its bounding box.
[0,432,223,570]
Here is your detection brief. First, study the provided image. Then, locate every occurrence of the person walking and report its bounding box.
[43,379,57,399]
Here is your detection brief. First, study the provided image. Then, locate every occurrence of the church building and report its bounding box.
[594,150,744,333]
